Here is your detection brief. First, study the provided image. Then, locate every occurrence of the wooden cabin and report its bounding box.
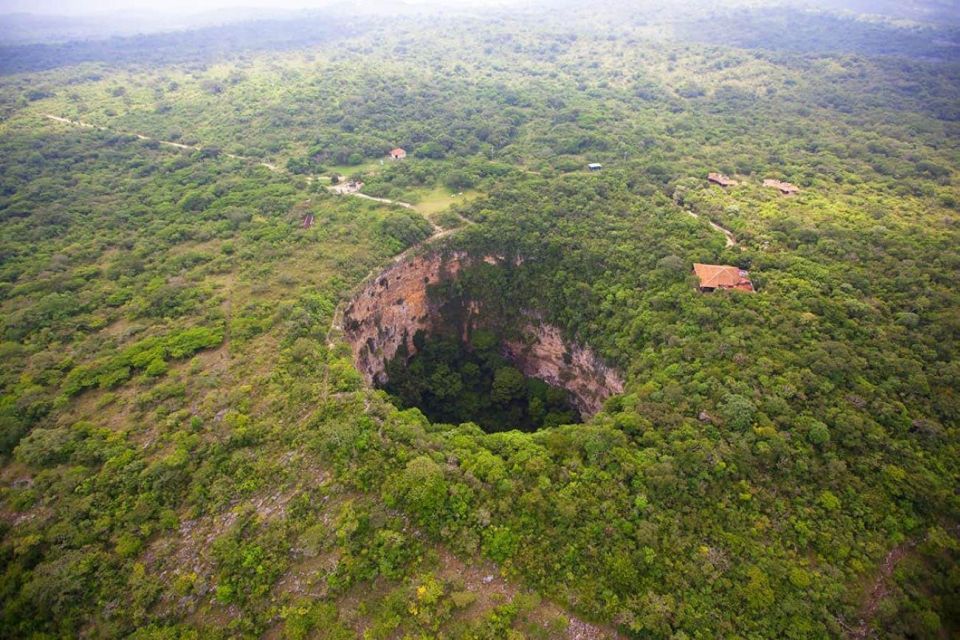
[693,263,754,292]
[707,172,737,187]
[763,178,800,195]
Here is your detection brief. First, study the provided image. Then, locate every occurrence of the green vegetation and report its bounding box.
[0,2,958,639]
[384,329,580,432]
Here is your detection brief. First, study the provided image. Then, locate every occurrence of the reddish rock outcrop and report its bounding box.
[342,251,468,386]
[340,251,624,418]
[503,322,624,416]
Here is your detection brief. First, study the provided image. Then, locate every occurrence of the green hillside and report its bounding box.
[0,4,958,639]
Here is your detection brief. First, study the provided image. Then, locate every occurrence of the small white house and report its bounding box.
[588,163,602,171]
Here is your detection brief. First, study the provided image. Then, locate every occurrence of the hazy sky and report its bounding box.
[0,0,517,16]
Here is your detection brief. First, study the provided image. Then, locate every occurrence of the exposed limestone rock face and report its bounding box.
[342,251,468,386]
[341,251,624,418]
[503,322,624,416]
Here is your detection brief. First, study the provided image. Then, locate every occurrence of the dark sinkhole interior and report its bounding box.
[380,328,582,433]
[342,251,623,433]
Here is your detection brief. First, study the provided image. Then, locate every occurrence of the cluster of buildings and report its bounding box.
[708,172,800,195]
[696,171,766,292]
[334,155,762,294]
[331,179,364,194]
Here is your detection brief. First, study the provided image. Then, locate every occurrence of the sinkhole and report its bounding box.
[340,250,624,433]
[381,328,582,432]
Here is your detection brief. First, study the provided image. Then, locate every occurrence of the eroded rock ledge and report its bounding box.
[341,251,624,418]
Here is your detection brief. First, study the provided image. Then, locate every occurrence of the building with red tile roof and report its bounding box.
[693,263,754,292]
[763,178,800,195]
[707,172,737,187]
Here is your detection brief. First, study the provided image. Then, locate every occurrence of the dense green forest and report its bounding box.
[384,329,581,432]
[0,1,958,638]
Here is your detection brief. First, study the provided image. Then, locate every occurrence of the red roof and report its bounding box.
[763,178,799,194]
[391,148,406,155]
[693,263,754,292]
[707,172,737,187]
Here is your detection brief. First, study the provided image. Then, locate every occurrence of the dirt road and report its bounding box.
[45,114,281,172]
[43,114,472,224]
[45,111,477,344]
[685,209,738,247]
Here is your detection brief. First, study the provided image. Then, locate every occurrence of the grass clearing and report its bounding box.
[325,160,386,178]
[413,187,480,215]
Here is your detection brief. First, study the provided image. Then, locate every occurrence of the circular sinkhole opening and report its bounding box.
[340,251,624,433]
[381,329,582,433]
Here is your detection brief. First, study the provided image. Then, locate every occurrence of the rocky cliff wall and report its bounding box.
[503,323,624,416]
[342,251,468,386]
[340,251,623,418]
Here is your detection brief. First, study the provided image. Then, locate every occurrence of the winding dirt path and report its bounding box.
[44,112,478,348]
[848,541,912,639]
[43,111,620,637]
[848,525,958,639]
[685,209,737,248]
[345,192,476,233]
[45,114,280,171]
[42,114,476,230]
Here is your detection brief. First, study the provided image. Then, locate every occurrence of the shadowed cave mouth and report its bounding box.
[382,328,582,432]
[341,251,625,433]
